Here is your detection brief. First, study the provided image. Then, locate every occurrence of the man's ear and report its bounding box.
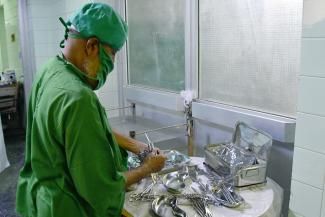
[85,37,99,57]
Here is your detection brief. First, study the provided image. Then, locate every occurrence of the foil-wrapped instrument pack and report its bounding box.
[204,122,272,187]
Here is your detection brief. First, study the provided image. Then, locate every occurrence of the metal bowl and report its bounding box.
[162,172,186,194]
[151,195,174,217]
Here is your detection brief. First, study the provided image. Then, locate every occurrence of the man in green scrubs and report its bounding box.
[16,3,166,217]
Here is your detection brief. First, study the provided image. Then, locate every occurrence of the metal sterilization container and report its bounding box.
[204,122,272,187]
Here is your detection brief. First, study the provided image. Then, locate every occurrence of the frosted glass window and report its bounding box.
[199,0,302,117]
[127,0,185,92]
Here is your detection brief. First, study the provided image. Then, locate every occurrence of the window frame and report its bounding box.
[124,0,189,94]
[115,0,296,143]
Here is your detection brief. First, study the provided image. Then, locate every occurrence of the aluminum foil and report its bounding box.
[209,143,257,173]
[128,155,141,170]
[205,122,272,187]
[128,150,191,170]
[163,150,191,168]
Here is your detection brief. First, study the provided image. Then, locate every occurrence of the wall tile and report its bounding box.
[321,191,325,217]
[290,179,323,217]
[32,29,54,44]
[27,4,33,16]
[295,112,325,154]
[297,76,325,116]
[53,30,63,46]
[35,56,49,70]
[292,147,325,189]
[33,43,52,58]
[68,0,89,12]
[303,0,325,37]
[28,4,52,18]
[301,38,325,77]
[53,18,61,28]
[27,0,50,6]
[30,18,52,31]
[55,1,64,13]
[50,43,60,56]
[96,0,115,6]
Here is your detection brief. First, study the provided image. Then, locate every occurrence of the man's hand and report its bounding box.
[113,130,162,155]
[142,153,166,173]
[137,142,161,155]
[124,153,166,187]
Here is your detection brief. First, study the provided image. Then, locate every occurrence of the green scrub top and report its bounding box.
[16,56,128,217]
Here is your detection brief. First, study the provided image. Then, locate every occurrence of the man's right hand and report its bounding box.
[124,153,167,187]
[143,153,167,174]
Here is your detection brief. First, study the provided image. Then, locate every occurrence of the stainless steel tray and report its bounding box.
[162,172,187,194]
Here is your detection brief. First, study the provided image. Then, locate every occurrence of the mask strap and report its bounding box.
[58,53,99,82]
[59,17,71,48]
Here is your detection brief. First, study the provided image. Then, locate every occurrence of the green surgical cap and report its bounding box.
[64,3,127,51]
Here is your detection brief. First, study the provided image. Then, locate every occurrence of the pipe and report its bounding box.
[106,103,135,111]
[129,123,187,138]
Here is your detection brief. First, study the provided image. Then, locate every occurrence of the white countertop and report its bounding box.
[124,157,283,217]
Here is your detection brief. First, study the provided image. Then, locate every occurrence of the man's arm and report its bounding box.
[123,154,166,187]
[112,131,166,187]
[113,129,157,154]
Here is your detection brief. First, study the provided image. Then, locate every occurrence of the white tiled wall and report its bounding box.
[27,0,57,70]
[297,76,325,116]
[322,191,325,217]
[290,180,323,217]
[27,0,120,117]
[301,39,325,77]
[295,113,325,154]
[292,147,325,189]
[290,0,325,216]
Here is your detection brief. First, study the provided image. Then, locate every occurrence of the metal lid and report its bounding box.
[232,122,272,161]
